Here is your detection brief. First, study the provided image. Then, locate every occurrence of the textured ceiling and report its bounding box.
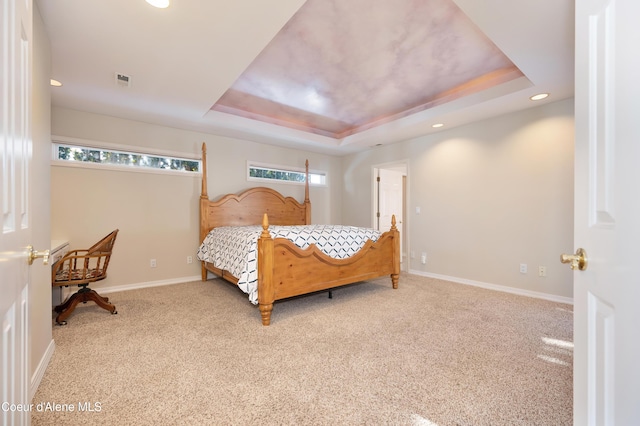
[36,0,575,155]
[212,0,524,139]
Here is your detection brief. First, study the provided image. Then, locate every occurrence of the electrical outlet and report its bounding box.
[538,266,547,277]
[187,256,193,264]
[421,252,427,264]
[519,263,527,274]
[150,259,157,268]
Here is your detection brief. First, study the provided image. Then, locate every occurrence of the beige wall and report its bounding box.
[31,3,53,392]
[50,107,343,292]
[342,99,575,299]
[51,100,574,300]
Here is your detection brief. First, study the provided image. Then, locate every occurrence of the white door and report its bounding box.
[572,0,640,424]
[379,168,403,232]
[376,167,405,265]
[1,0,34,424]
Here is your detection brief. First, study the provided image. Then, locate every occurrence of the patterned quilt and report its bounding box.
[196,225,381,304]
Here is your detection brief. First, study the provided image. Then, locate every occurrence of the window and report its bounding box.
[248,162,326,186]
[52,141,201,174]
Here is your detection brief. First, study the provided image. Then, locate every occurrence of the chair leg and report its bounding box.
[54,293,83,325]
[84,289,117,314]
[54,293,77,314]
[54,287,117,325]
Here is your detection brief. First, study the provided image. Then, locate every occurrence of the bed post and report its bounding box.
[200,142,209,281]
[391,215,400,289]
[304,159,311,224]
[201,142,208,200]
[257,213,275,325]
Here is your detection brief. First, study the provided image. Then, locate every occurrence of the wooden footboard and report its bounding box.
[256,214,400,325]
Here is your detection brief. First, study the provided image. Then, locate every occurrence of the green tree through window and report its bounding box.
[248,164,325,185]
[54,144,200,173]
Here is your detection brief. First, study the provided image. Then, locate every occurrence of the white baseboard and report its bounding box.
[30,338,55,401]
[98,275,202,295]
[408,269,574,305]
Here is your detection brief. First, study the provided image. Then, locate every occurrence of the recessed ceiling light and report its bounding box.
[145,0,169,8]
[530,93,549,101]
[50,79,62,87]
[432,123,444,128]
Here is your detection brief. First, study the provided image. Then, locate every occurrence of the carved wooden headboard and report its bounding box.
[199,143,311,243]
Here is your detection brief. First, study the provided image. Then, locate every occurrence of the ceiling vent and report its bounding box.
[115,73,131,88]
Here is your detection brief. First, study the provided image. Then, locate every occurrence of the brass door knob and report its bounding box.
[560,248,588,271]
[27,245,49,265]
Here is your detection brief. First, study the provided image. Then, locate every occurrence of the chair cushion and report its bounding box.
[55,268,103,282]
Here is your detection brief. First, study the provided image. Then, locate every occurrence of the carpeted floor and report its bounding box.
[32,274,573,425]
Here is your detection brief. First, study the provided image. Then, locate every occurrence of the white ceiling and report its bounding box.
[37,0,575,156]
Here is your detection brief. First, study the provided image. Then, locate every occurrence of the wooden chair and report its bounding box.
[51,230,119,325]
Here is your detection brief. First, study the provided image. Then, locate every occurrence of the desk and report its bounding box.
[50,240,69,306]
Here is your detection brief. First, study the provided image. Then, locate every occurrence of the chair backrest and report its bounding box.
[87,229,118,254]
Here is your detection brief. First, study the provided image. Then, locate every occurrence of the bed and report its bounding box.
[197,143,400,325]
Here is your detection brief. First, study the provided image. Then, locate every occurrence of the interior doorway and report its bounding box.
[372,163,408,271]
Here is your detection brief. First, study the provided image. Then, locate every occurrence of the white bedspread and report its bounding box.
[196,225,381,304]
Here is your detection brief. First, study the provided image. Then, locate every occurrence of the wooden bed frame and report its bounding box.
[199,143,400,325]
